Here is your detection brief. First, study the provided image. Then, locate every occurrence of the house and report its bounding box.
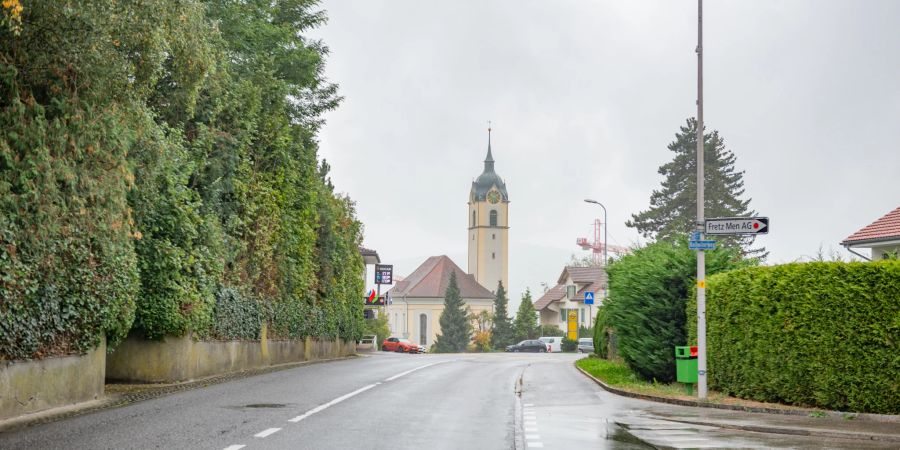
[841,206,900,260]
[534,266,607,330]
[385,255,495,348]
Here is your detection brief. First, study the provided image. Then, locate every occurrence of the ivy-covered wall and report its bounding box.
[1,0,365,361]
[689,261,900,414]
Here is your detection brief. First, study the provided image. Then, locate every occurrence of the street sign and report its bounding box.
[705,217,769,235]
[567,310,578,341]
[374,264,393,285]
[583,291,595,305]
[689,240,717,251]
[690,231,702,241]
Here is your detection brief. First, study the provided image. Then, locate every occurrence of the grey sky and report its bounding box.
[311,1,900,310]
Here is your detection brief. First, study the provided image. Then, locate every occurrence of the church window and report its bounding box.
[472,210,476,227]
[419,314,428,346]
[490,210,498,227]
[492,233,495,239]
[492,252,495,259]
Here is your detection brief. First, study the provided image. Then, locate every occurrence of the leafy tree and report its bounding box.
[362,309,391,344]
[489,281,514,348]
[513,289,538,341]
[605,238,750,382]
[434,272,471,352]
[626,118,763,256]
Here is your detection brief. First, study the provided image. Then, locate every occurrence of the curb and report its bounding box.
[575,363,900,443]
[0,354,358,434]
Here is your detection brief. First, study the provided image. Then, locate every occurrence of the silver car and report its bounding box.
[577,338,595,354]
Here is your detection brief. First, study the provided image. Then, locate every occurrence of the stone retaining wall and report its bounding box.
[106,331,355,383]
[0,338,106,420]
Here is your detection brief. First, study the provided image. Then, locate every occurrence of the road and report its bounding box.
[0,352,885,449]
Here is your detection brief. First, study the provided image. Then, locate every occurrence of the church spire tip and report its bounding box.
[485,121,494,164]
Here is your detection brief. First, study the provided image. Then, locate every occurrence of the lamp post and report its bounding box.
[584,199,608,331]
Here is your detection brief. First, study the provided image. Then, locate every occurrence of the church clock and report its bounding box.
[487,190,500,204]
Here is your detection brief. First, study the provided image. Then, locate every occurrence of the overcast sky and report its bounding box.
[310,0,900,311]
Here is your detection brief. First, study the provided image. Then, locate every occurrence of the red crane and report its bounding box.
[576,219,629,266]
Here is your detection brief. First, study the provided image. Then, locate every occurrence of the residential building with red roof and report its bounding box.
[534,266,607,331]
[841,206,900,260]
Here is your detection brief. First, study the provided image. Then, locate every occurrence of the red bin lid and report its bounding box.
[690,346,698,357]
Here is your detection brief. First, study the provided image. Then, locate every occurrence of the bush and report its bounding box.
[561,338,578,352]
[472,330,492,352]
[688,260,900,414]
[593,307,610,358]
[537,324,565,337]
[209,287,261,340]
[606,238,748,382]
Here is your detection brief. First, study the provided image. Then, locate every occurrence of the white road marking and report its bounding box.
[523,414,536,419]
[288,383,379,423]
[384,361,447,381]
[525,434,541,440]
[524,427,539,432]
[524,403,534,407]
[524,421,537,426]
[254,428,281,438]
[222,446,246,450]
[527,443,544,448]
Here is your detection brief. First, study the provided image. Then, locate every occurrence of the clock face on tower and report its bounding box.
[487,190,500,204]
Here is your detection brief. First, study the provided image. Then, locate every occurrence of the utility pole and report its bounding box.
[696,0,708,400]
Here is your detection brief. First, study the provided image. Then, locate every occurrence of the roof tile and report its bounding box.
[842,206,900,245]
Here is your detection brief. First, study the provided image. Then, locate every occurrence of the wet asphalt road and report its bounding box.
[0,352,885,449]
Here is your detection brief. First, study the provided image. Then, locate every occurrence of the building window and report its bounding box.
[492,233,495,239]
[492,252,495,259]
[489,210,498,227]
[419,314,428,346]
[472,210,476,227]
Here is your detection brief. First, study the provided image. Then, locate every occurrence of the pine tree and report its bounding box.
[513,289,538,342]
[434,272,472,353]
[490,281,514,348]
[626,118,764,256]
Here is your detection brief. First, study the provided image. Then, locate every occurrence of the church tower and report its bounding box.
[468,127,509,294]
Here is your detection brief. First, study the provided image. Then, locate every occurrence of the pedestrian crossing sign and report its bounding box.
[584,291,595,305]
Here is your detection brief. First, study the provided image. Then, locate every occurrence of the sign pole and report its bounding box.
[696,0,708,400]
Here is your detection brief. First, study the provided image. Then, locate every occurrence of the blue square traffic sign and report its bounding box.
[584,291,595,305]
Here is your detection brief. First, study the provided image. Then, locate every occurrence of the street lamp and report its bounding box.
[583,199,608,268]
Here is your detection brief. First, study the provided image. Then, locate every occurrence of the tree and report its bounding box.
[490,281,514,348]
[434,272,471,352]
[513,289,538,341]
[626,118,764,256]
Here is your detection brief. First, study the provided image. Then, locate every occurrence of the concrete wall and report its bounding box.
[0,338,106,420]
[106,332,355,383]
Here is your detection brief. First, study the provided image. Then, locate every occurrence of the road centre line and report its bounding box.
[384,361,447,382]
[254,428,281,438]
[288,383,380,423]
[222,446,245,450]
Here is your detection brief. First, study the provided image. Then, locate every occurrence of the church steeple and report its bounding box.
[484,125,494,172]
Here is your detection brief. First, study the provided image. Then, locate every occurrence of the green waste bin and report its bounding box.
[675,346,698,384]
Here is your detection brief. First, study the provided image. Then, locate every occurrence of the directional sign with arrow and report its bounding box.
[705,217,769,235]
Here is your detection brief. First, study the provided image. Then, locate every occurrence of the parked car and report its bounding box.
[505,340,548,353]
[539,336,562,352]
[381,337,419,353]
[577,338,595,354]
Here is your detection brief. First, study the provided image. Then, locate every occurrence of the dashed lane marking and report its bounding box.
[288,383,379,423]
[525,434,541,440]
[222,445,245,450]
[254,428,281,438]
[527,442,544,448]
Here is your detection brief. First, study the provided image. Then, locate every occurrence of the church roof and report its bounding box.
[470,132,509,202]
[387,255,494,299]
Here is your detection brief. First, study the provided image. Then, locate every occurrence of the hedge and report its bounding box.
[688,260,900,414]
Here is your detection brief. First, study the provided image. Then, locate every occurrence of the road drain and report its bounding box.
[244,403,286,408]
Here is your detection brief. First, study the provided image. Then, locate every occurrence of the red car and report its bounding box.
[382,337,419,353]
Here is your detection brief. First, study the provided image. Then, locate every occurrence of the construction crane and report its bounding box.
[576,219,629,266]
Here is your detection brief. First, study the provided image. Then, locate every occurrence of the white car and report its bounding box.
[538,336,562,352]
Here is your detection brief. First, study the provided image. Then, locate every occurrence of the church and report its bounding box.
[386,130,510,347]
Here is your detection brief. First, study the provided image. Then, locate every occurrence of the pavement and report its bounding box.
[0,352,896,449]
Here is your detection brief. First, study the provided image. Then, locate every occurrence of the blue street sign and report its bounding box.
[584,291,595,305]
[690,231,702,241]
[689,240,717,251]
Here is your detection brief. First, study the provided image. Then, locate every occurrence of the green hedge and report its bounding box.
[688,261,900,414]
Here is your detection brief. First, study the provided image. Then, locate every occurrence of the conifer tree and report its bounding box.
[434,272,471,352]
[626,118,764,256]
[490,281,514,348]
[513,289,538,341]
